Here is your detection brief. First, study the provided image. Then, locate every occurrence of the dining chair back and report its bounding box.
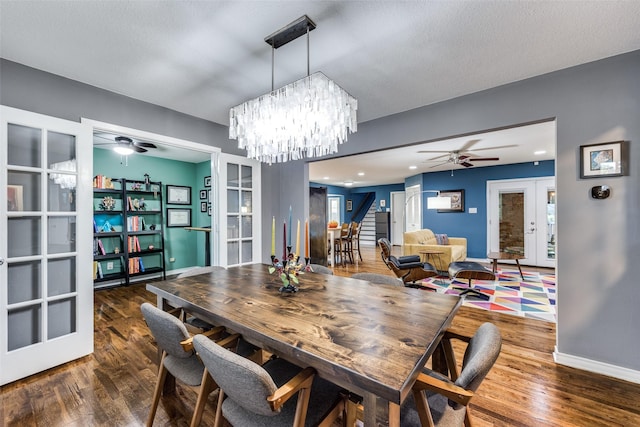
[308,263,334,275]
[193,335,345,427]
[140,302,213,427]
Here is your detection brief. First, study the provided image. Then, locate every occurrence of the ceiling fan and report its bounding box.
[94,133,158,154]
[418,139,515,168]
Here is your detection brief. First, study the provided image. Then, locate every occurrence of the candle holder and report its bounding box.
[269,249,304,293]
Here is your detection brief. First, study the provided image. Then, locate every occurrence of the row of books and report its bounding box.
[93,175,115,189]
[94,239,106,255]
[92,261,104,280]
[127,236,141,253]
[129,257,145,274]
[127,216,146,231]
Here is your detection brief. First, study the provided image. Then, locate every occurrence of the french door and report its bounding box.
[218,154,261,266]
[487,177,556,268]
[1,106,93,385]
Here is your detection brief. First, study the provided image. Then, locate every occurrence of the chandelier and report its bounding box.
[229,15,357,164]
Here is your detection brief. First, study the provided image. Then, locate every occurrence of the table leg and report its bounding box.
[515,259,524,280]
[329,231,335,267]
[205,231,210,267]
[363,393,400,427]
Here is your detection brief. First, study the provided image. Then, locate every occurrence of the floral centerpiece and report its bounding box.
[269,253,309,293]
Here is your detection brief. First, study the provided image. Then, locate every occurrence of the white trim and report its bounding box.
[554,347,640,384]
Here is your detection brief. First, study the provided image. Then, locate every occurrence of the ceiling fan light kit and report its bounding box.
[229,15,358,164]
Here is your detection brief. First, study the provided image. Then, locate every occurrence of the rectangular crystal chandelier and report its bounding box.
[229,15,358,164]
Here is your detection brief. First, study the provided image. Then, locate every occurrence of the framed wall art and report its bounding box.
[580,140,627,178]
[166,185,191,204]
[167,208,192,227]
[437,189,465,213]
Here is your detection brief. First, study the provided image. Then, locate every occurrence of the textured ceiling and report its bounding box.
[2,1,640,126]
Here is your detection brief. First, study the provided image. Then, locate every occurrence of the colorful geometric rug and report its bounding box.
[420,269,556,322]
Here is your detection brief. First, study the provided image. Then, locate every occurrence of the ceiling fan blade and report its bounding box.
[460,161,474,167]
[459,139,481,152]
[417,150,452,154]
[458,155,470,161]
[133,146,148,153]
[134,141,157,149]
[461,144,518,154]
[422,153,451,162]
[428,161,451,169]
[469,157,500,161]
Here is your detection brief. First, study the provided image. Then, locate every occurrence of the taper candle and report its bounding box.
[304,219,309,258]
[271,216,275,256]
[283,221,287,259]
[295,220,300,257]
[288,206,292,247]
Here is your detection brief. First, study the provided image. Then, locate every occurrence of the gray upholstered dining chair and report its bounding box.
[140,302,225,427]
[351,272,402,286]
[308,263,334,275]
[192,334,346,427]
[400,322,502,427]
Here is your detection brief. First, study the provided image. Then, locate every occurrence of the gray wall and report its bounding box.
[3,51,640,374]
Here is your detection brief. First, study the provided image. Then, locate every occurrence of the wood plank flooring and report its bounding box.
[2,245,639,426]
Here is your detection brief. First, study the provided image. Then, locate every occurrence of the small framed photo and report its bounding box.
[204,176,211,187]
[379,199,386,207]
[166,185,191,204]
[207,204,212,216]
[167,208,192,227]
[346,199,353,212]
[580,141,627,178]
[199,190,207,200]
[438,189,465,213]
[200,201,207,212]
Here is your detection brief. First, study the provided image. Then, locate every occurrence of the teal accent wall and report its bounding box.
[94,148,200,270]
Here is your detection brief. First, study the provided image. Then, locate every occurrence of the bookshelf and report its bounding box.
[93,176,166,288]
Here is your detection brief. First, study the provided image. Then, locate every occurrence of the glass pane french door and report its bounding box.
[218,154,261,266]
[487,177,556,268]
[1,106,93,385]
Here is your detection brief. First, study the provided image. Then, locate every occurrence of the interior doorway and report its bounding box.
[390,191,405,246]
[487,177,556,268]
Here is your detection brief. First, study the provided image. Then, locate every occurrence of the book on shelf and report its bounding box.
[96,262,104,279]
[139,257,145,272]
[93,175,114,189]
[93,261,98,280]
[97,239,106,255]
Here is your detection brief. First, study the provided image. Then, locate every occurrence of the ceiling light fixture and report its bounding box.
[229,15,358,164]
[113,145,134,156]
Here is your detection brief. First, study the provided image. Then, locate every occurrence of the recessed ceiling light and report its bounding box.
[323,176,330,180]
[344,181,353,187]
[409,165,417,170]
[357,172,365,176]
[534,150,546,155]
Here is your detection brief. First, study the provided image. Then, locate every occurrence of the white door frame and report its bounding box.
[81,119,221,265]
[390,191,405,246]
[486,177,556,268]
[1,106,93,385]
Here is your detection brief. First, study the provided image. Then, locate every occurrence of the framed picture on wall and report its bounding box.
[199,190,207,199]
[200,202,207,212]
[346,199,353,212]
[437,189,465,213]
[204,176,211,187]
[166,185,191,204]
[167,208,192,227]
[580,141,627,178]
[207,204,212,216]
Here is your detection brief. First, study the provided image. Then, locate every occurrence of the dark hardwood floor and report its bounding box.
[2,245,639,426]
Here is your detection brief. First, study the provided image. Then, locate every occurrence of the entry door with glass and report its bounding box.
[218,154,261,266]
[1,106,93,385]
[487,177,556,268]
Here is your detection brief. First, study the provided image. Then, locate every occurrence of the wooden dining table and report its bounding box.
[146,263,461,426]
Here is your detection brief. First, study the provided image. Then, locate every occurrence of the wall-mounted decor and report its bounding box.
[204,176,211,187]
[207,204,212,216]
[379,199,386,207]
[200,201,208,212]
[166,185,191,204]
[346,199,353,212]
[580,140,627,178]
[437,189,465,213]
[167,208,192,227]
[199,190,207,200]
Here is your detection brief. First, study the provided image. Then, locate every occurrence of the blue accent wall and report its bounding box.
[415,160,554,258]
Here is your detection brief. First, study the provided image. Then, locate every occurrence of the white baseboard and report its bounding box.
[554,347,640,384]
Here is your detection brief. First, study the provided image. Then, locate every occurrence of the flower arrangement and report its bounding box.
[269,253,309,293]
